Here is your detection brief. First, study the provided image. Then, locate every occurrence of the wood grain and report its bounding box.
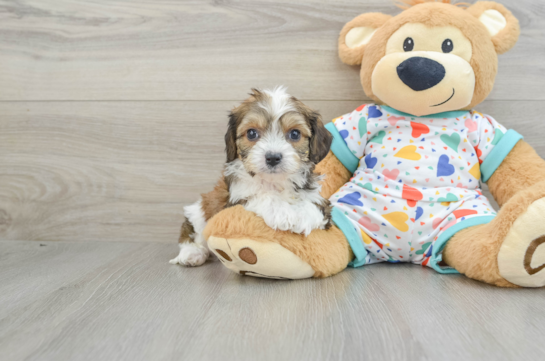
[0,240,544,361]
[0,0,544,101]
[1,2,545,360]
[0,100,353,242]
[1,100,544,242]
[1,0,544,242]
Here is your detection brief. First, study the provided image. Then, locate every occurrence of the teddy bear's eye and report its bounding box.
[403,37,414,52]
[442,39,454,53]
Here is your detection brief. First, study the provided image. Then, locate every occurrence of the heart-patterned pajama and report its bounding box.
[325,104,523,273]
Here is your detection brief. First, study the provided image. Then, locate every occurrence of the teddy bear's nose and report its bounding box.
[397,57,446,91]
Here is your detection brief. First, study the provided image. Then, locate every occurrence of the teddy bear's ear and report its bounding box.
[467,1,520,54]
[338,13,392,66]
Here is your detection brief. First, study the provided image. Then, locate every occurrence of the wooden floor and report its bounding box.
[1,1,545,360]
[1,240,545,361]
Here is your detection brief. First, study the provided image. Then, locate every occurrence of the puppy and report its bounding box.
[170,87,333,267]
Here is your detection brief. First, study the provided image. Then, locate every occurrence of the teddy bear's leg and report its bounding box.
[443,141,545,287]
[203,205,353,279]
[443,189,545,287]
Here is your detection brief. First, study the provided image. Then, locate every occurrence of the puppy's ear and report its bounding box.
[250,88,262,97]
[308,111,332,164]
[225,111,238,163]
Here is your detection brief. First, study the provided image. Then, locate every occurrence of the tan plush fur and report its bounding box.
[466,1,520,54]
[339,2,520,111]
[487,141,545,207]
[202,1,544,287]
[444,184,545,287]
[203,205,353,278]
[315,150,353,199]
[357,3,503,110]
[444,141,545,287]
[338,13,392,66]
[202,150,355,278]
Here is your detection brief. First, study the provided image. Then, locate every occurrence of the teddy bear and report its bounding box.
[200,0,545,287]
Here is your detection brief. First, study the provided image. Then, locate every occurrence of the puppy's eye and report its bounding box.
[403,37,414,52]
[246,129,259,140]
[288,129,301,141]
[442,39,453,53]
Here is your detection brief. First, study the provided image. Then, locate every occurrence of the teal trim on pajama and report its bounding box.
[325,122,360,174]
[325,106,520,274]
[331,208,367,267]
[381,106,469,119]
[480,130,523,182]
[429,216,496,274]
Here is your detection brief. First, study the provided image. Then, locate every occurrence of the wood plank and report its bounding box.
[0,0,544,101]
[0,100,358,242]
[0,240,544,361]
[1,100,543,242]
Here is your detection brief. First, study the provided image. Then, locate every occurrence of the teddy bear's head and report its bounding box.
[339,0,520,116]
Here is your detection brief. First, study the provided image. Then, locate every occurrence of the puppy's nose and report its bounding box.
[397,57,445,91]
[265,152,282,167]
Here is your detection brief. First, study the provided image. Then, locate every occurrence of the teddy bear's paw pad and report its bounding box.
[207,236,315,280]
[498,197,545,287]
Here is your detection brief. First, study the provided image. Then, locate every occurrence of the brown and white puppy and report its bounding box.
[170,87,333,267]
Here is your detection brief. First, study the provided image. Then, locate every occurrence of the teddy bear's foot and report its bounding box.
[208,237,315,279]
[498,198,545,287]
[203,205,353,279]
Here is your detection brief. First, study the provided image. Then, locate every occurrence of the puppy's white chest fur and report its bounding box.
[226,160,328,236]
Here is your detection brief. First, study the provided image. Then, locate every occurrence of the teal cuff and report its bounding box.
[381,105,469,120]
[481,129,523,182]
[331,208,367,267]
[430,216,495,274]
[325,122,360,174]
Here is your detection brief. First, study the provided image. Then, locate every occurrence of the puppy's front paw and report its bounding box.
[260,202,329,236]
[169,243,209,267]
[291,211,329,237]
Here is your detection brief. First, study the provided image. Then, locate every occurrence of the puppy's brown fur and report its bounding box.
[224,89,331,168]
[179,89,333,244]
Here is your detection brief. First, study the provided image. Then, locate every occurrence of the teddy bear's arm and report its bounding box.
[315,150,353,199]
[487,140,545,207]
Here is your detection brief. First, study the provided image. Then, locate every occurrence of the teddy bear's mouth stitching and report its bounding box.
[431,88,455,107]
